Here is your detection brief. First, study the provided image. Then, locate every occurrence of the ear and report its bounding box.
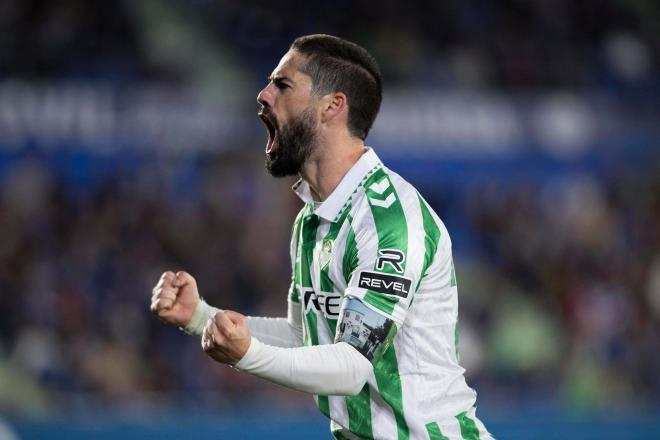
[321,92,347,124]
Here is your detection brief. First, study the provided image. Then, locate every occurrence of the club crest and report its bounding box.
[316,239,333,270]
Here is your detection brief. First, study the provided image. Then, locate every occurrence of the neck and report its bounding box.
[300,136,365,201]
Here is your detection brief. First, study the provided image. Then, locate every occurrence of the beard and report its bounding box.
[265,106,318,177]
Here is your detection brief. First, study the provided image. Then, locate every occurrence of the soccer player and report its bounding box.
[151,34,493,440]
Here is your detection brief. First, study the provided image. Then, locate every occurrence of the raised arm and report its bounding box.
[150,271,302,348]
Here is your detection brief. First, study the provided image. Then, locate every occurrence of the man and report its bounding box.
[151,34,493,440]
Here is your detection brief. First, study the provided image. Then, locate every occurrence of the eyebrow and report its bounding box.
[268,75,292,84]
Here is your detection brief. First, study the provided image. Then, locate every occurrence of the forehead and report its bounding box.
[271,49,311,84]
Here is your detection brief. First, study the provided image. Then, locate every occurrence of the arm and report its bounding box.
[235,338,371,396]
[202,310,372,396]
[151,272,302,348]
[186,298,303,348]
[202,296,399,396]
[245,299,303,348]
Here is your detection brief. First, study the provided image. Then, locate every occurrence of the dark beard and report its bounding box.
[265,107,317,177]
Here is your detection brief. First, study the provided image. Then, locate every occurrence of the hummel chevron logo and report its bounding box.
[369,193,396,208]
[369,177,390,195]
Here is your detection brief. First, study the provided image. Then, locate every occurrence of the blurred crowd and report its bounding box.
[0,0,659,419]
[2,0,658,93]
[457,165,660,409]
[0,152,307,415]
[0,151,658,416]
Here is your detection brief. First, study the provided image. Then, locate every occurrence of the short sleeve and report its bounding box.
[342,173,432,326]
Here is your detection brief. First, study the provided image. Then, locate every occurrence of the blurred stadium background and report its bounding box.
[0,0,659,438]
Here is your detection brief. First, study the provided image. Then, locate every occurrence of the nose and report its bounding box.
[257,83,274,108]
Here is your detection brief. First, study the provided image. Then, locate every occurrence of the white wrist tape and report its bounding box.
[182,299,221,335]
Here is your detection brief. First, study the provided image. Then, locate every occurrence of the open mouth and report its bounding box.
[258,110,278,155]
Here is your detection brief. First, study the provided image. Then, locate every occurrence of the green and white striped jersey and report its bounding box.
[288,148,492,440]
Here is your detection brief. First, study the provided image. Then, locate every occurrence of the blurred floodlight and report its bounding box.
[604,32,651,82]
[533,94,595,159]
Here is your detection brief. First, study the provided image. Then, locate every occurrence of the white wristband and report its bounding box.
[182,299,221,335]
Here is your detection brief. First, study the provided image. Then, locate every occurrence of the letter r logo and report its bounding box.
[376,249,405,273]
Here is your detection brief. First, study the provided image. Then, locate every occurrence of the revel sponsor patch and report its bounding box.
[358,271,412,298]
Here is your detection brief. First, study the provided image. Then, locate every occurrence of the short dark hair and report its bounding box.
[291,34,382,140]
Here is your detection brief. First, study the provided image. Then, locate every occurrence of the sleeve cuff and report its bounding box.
[235,337,264,370]
[182,299,221,335]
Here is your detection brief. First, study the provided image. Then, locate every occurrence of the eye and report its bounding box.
[268,77,291,90]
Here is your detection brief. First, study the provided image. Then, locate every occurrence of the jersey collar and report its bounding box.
[292,147,382,223]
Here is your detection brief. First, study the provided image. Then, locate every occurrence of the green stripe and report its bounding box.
[339,214,374,439]
[363,170,408,313]
[320,207,351,292]
[296,208,330,417]
[342,215,358,285]
[364,169,409,439]
[289,207,307,302]
[320,208,351,334]
[331,430,350,440]
[416,194,441,291]
[364,171,408,257]
[305,310,330,417]
[325,317,338,334]
[364,289,398,315]
[450,260,457,287]
[288,282,299,303]
[298,207,318,347]
[374,346,409,440]
[299,208,318,289]
[425,422,450,440]
[293,205,312,293]
[456,411,480,440]
[346,384,373,439]
[291,207,306,254]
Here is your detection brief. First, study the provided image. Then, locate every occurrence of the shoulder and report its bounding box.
[351,165,451,248]
[291,204,312,233]
[348,166,422,246]
[354,165,423,219]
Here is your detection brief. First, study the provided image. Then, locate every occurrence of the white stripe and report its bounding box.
[388,169,425,299]
[354,196,379,278]
[369,192,396,208]
[437,416,463,440]
[420,281,448,290]
[369,176,390,194]
[312,221,331,294]
[290,210,304,272]
[327,217,352,293]
[328,395,350,434]
[369,382,398,440]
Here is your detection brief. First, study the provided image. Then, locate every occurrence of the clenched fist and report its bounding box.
[150,271,200,328]
[201,310,251,365]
